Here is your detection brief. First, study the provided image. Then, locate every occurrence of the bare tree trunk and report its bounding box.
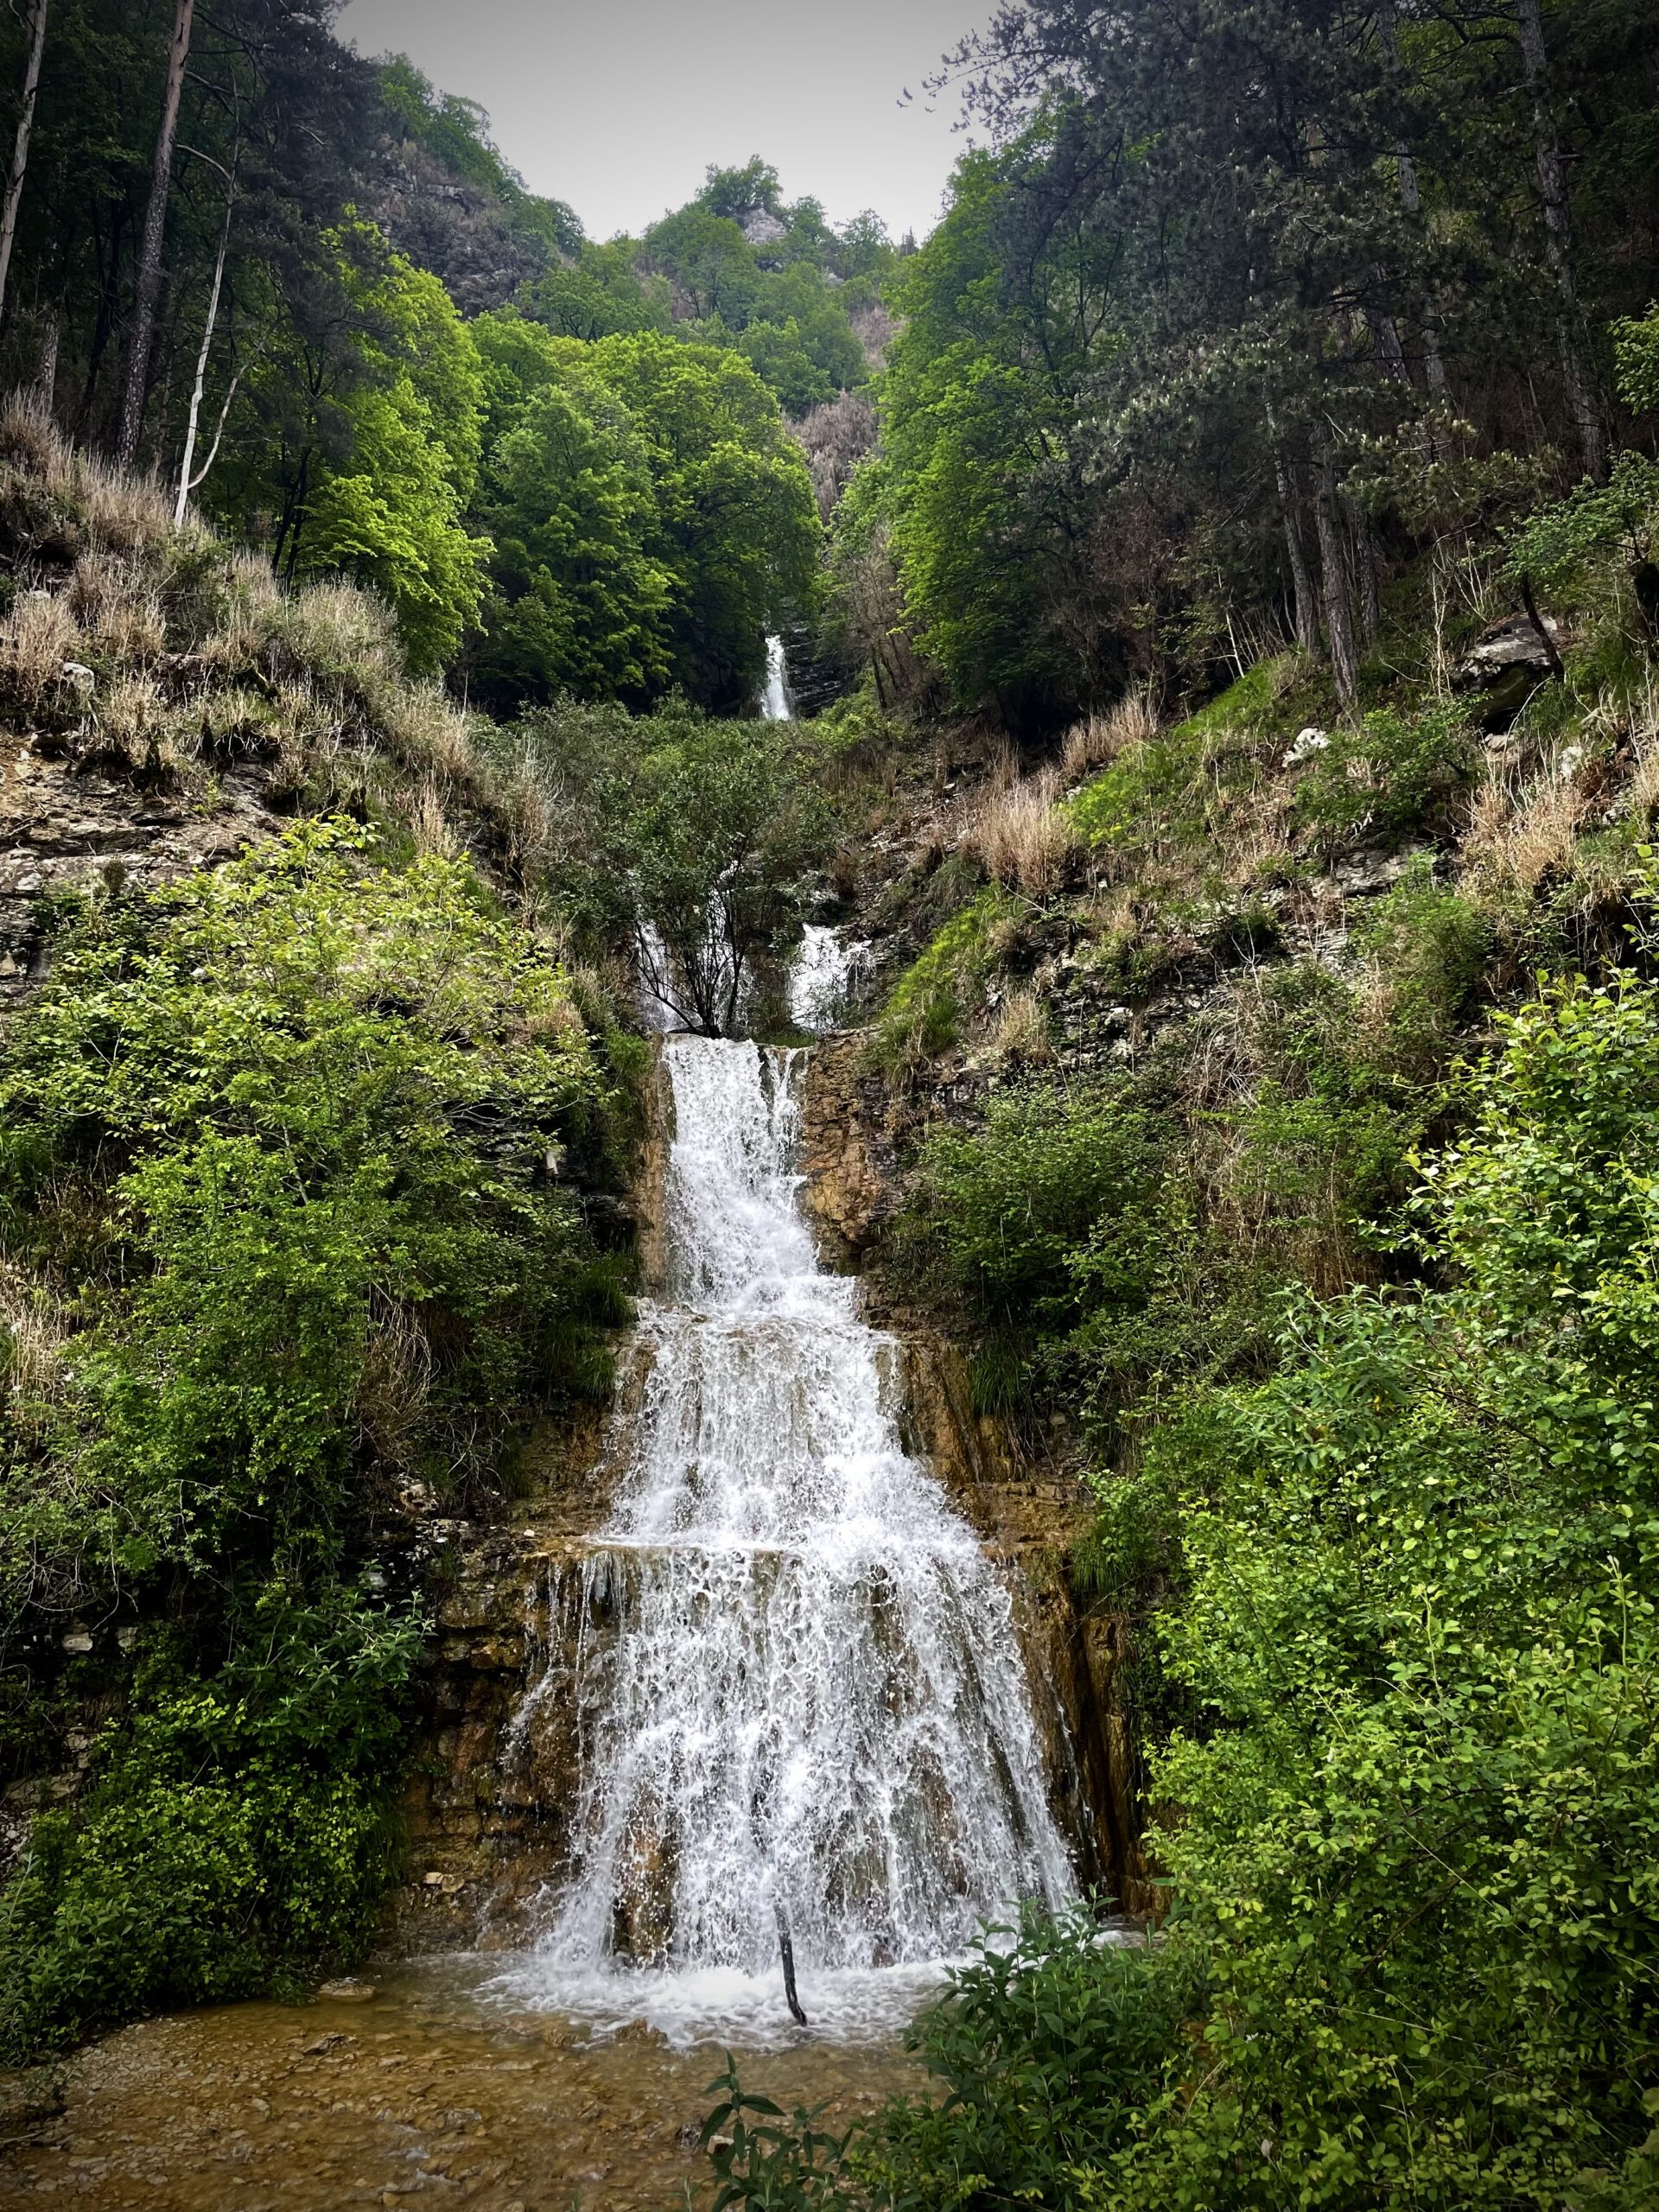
[175,154,236,524]
[1364,289,1411,386]
[34,302,58,410]
[1347,497,1382,646]
[116,0,194,470]
[1515,0,1605,479]
[1313,429,1359,707]
[1377,0,1449,404]
[1267,401,1322,658]
[0,0,49,327]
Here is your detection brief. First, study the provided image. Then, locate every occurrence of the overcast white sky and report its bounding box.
[337,0,994,245]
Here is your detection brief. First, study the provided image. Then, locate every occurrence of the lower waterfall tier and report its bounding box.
[509,1529,1073,1976]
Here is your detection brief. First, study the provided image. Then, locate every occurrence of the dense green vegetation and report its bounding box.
[2,3,1659,2199]
[725,967,1659,2209]
[828,0,1659,727]
[0,8,880,712]
[0,823,632,2053]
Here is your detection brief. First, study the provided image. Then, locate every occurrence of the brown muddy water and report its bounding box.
[0,1958,932,2210]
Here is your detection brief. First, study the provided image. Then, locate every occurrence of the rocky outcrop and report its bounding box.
[1452,611,1564,731]
[0,736,282,1007]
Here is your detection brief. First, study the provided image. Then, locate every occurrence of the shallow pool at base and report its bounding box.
[0,1953,931,2211]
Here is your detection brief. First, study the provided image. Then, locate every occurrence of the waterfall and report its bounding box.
[761,634,791,721]
[787,925,872,1033]
[498,1033,1073,2046]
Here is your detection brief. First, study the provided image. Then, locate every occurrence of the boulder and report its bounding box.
[1452,613,1561,731]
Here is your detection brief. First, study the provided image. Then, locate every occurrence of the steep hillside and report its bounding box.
[0,412,645,2057]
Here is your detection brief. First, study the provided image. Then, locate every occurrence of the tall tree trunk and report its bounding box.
[0,0,49,328]
[34,303,58,410]
[1313,429,1359,707]
[1364,286,1411,386]
[175,152,236,524]
[1515,0,1606,479]
[116,0,194,470]
[1377,0,1449,403]
[1347,498,1382,646]
[1267,401,1322,658]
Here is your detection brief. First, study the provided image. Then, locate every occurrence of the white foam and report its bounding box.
[505,1034,1075,2040]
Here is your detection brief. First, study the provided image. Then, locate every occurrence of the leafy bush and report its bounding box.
[489,697,838,1035]
[0,1588,421,2057]
[1290,700,1478,852]
[772,973,1659,2212]
[0,823,628,2054]
[1503,450,1659,594]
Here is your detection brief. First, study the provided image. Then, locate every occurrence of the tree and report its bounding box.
[116,0,194,467]
[1514,0,1608,478]
[588,331,822,710]
[233,226,488,670]
[0,0,49,327]
[695,156,780,226]
[641,205,760,326]
[469,314,672,704]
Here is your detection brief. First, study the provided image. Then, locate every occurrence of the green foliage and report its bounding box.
[518,244,673,343]
[907,1083,1173,1338]
[1614,302,1659,416]
[471,318,673,702]
[872,147,1116,713]
[0,825,627,2056]
[1504,451,1659,593]
[226,225,490,671]
[470,321,820,711]
[698,2053,852,2210]
[768,972,1659,2212]
[486,699,836,1037]
[0,823,613,1581]
[874,890,1020,1065]
[893,868,1485,1440]
[0,1588,422,2057]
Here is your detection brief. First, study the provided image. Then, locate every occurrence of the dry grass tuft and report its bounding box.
[0,393,175,556]
[0,1256,68,1413]
[69,554,165,662]
[404,778,461,860]
[0,588,83,705]
[984,988,1053,1067]
[970,768,1081,894]
[1462,759,1587,899]
[1060,690,1160,782]
[74,450,176,556]
[382,683,474,779]
[356,1297,435,1473]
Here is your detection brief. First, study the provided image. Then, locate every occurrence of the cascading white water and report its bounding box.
[787,925,872,1033]
[761,634,791,721]
[499,1033,1073,2044]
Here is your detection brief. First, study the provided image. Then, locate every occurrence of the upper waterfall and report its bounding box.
[499,1025,1074,2044]
[761,634,791,721]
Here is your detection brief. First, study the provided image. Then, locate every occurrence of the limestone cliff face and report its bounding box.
[0,736,282,1007]
[799,1040,1160,1915]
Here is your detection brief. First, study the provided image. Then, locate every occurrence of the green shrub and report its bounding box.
[874,888,1021,1065]
[0,1587,421,2057]
[0,823,629,2056]
[1291,700,1478,852]
[726,971,1659,2212]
